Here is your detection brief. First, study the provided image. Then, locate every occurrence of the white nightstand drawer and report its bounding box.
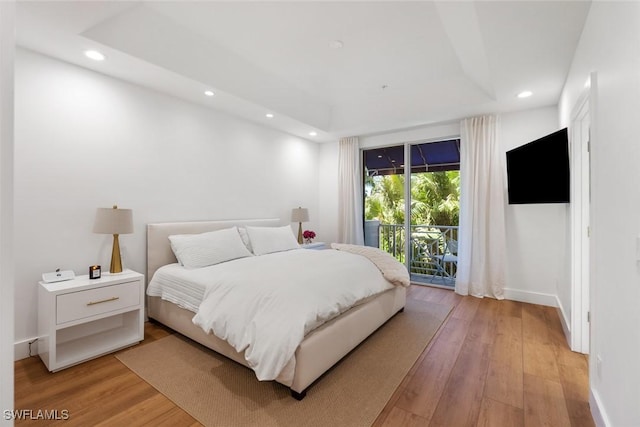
[56,281,140,325]
[39,270,144,371]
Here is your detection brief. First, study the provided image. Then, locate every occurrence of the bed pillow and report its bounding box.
[169,226,253,269]
[237,227,253,253]
[245,225,300,256]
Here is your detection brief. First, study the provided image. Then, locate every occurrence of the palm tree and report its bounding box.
[365,174,405,224]
[410,171,459,226]
[365,171,459,264]
[366,171,459,227]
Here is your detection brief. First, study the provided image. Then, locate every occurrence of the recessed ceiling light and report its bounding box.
[265,113,274,118]
[84,50,105,61]
[377,155,383,159]
[309,131,317,137]
[517,90,532,99]
[329,40,344,49]
[391,160,396,163]
[204,90,215,97]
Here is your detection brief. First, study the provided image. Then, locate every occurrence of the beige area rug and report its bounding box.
[116,298,452,427]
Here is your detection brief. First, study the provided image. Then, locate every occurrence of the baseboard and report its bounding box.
[502,288,557,307]
[14,337,38,361]
[555,295,571,347]
[590,388,611,427]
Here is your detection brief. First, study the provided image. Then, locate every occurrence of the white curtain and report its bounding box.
[338,136,364,245]
[456,115,506,299]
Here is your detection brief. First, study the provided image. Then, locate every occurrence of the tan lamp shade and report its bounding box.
[93,205,133,274]
[291,207,309,244]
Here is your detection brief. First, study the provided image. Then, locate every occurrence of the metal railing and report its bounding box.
[376,223,458,286]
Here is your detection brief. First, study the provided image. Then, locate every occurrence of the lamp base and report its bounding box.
[297,222,303,244]
[110,234,123,274]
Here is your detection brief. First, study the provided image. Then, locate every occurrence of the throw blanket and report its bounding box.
[191,249,395,382]
[331,243,410,288]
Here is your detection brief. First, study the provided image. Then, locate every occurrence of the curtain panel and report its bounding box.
[457,115,506,299]
[338,136,364,245]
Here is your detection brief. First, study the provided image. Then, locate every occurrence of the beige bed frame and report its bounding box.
[146,219,406,399]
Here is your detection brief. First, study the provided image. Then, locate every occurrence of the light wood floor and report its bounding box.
[14,285,594,427]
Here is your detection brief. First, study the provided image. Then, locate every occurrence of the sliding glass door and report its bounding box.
[363,145,406,263]
[363,139,460,288]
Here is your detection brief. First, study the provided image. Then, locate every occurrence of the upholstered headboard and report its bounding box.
[146,218,281,282]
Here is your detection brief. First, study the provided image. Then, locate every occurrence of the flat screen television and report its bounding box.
[506,128,570,204]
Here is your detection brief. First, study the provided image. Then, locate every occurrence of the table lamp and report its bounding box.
[93,205,133,273]
[291,207,309,244]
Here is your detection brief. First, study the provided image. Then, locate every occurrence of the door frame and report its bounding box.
[568,72,596,354]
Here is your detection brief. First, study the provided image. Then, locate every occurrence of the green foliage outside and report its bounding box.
[365,170,460,269]
[364,170,460,226]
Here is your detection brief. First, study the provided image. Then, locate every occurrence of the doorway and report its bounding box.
[569,74,594,354]
[363,139,460,288]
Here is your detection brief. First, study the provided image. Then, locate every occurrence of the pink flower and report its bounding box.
[303,230,316,239]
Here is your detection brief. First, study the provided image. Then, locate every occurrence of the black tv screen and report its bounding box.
[506,128,570,204]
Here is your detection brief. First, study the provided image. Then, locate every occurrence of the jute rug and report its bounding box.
[116,298,452,427]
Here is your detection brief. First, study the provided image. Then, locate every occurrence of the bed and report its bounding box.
[146,219,407,399]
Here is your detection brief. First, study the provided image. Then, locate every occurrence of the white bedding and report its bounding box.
[148,248,402,382]
[331,243,411,287]
[146,263,208,312]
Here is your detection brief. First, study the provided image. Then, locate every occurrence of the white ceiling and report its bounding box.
[16,1,591,142]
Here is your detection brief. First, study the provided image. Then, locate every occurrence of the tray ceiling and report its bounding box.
[16,1,591,142]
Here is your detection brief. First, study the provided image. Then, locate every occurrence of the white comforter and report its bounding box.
[191,248,398,381]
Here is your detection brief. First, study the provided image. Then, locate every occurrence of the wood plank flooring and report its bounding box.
[14,285,594,426]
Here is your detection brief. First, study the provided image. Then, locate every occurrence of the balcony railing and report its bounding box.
[375,223,458,287]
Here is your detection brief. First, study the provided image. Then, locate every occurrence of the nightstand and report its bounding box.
[38,269,145,372]
[301,242,327,250]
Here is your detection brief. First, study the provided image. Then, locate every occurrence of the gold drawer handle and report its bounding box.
[86,296,119,306]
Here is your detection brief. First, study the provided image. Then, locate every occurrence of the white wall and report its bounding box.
[501,106,568,307]
[14,49,322,354]
[0,2,15,424]
[559,3,640,426]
